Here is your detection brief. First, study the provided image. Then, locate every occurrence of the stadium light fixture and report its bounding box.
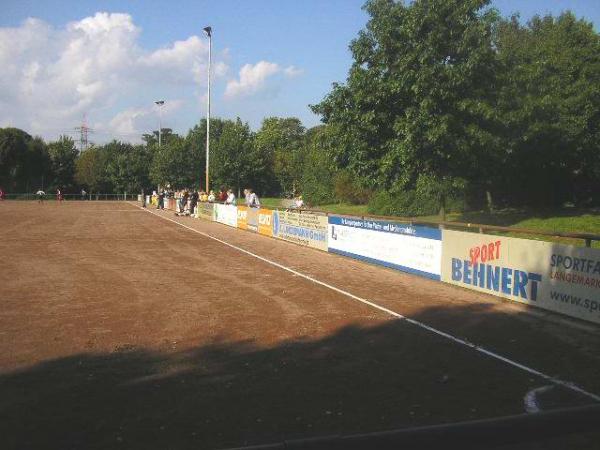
[154,100,165,147]
[203,26,212,192]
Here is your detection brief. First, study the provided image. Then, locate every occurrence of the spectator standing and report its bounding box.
[56,188,63,203]
[295,195,304,209]
[247,188,260,208]
[81,189,87,200]
[36,190,45,203]
[0,187,5,201]
[225,189,236,205]
[182,190,189,213]
[190,190,199,214]
[218,187,227,202]
[208,190,216,203]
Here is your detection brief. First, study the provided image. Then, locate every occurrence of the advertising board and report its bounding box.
[327,216,442,280]
[441,229,600,324]
[214,204,238,228]
[258,209,273,237]
[247,208,259,232]
[196,202,214,221]
[272,210,328,251]
[237,206,248,230]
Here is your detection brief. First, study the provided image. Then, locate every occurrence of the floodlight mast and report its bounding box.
[203,26,212,193]
[155,100,165,147]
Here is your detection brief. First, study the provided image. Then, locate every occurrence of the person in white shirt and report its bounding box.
[294,195,304,209]
[225,189,236,205]
[247,188,260,208]
[208,190,216,203]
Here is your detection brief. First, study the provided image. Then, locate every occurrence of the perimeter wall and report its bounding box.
[190,203,600,325]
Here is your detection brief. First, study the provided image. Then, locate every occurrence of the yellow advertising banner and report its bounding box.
[237,205,248,230]
[258,209,273,236]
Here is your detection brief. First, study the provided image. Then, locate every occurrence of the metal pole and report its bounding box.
[204,26,212,193]
[158,106,162,147]
[155,100,165,147]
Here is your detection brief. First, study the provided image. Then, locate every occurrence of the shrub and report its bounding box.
[368,175,467,217]
[333,171,372,204]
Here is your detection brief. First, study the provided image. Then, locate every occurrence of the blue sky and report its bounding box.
[1,0,598,144]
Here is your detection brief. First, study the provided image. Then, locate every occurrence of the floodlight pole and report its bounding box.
[204,26,212,193]
[155,100,165,147]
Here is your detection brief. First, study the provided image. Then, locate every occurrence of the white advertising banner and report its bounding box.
[327,216,442,280]
[441,229,600,324]
[214,204,238,228]
[272,210,328,251]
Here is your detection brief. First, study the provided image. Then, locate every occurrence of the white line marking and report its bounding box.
[524,385,554,413]
[130,203,600,402]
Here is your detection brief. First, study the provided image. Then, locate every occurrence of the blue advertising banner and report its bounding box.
[328,216,442,280]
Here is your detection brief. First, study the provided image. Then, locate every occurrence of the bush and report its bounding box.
[368,175,466,217]
[333,171,372,204]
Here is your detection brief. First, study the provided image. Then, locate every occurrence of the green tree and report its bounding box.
[142,128,175,147]
[22,137,51,192]
[495,12,600,206]
[210,118,257,194]
[103,141,151,193]
[150,134,198,188]
[254,117,306,195]
[299,125,337,204]
[47,135,78,191]
[0,128,50,192]
[313,0,500,210]
[75,147,109,192]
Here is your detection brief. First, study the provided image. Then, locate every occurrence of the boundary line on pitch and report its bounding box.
[130,202,600,402]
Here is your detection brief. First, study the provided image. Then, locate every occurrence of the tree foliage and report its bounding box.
[0,128,50,191]
[494,12,600,207]
[313,0,600,212]
[47,136,78,190]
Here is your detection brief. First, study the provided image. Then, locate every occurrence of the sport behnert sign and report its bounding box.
[442,229,600,324]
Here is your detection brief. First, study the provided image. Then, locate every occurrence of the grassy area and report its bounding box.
[259,197,285,209]
[262,198,600,247]
[311,203,370,216]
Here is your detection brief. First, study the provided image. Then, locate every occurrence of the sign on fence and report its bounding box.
[214,204,238,228]
[441,229,600,324]
[258,209,273,237]
[272,210,328,251]
[197,202,214,221]
[327,216,442,280]
[247,208,259,232]
[237,206,248,230]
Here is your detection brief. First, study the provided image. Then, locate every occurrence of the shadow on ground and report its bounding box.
[1,304,598,450]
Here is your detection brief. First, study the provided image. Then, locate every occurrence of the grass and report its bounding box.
[261,198,600,248]
[259,197,285,209]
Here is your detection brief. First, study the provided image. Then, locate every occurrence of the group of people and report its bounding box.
[146,186,262,216]
[34,188,62,203]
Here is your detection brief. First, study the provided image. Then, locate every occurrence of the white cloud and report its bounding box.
[224,61,281,98]
[284,65,303,77]
[108,108,149,135]
[101,99,185,140]
[0,13,226,140]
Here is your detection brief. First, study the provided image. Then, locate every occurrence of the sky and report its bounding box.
[1,0,598,145]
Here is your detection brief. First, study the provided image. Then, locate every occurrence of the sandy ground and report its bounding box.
[0,201,598,449]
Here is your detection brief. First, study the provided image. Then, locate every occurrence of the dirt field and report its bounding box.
[0,201,599,449]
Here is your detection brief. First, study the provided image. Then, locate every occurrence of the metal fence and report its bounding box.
[2,193,140,201]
